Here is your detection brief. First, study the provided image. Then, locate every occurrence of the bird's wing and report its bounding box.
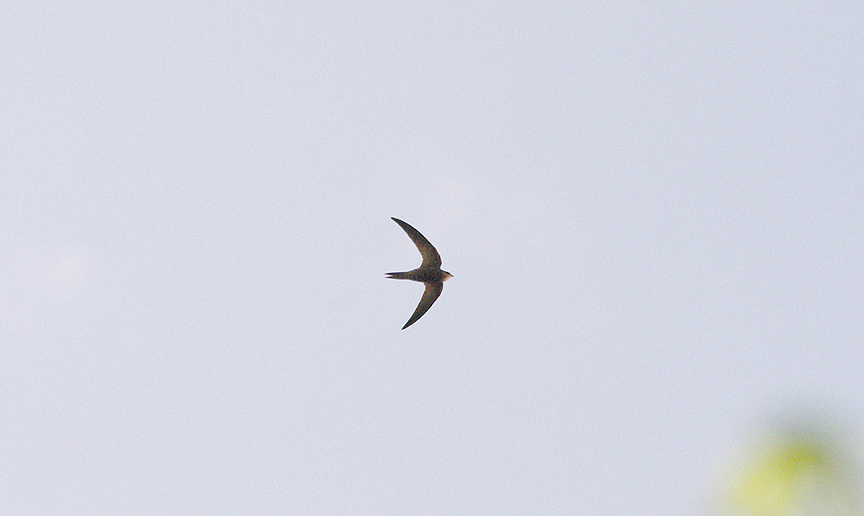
[392,217,441,268]
[402,282,443,329]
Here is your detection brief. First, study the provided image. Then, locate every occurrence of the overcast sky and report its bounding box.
[2,2,863,515]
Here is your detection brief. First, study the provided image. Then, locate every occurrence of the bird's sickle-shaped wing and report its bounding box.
[402,281,443,330]
[391,217,441,268]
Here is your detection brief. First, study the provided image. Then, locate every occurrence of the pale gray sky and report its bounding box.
[2,2,863,515]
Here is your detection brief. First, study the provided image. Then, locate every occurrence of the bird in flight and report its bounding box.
[387,217,452,329]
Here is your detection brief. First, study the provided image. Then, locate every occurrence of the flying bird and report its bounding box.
[387,217,452,329]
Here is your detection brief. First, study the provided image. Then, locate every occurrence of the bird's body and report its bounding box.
[387,217,452,329]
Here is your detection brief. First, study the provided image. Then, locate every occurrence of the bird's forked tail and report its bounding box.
[386,271,411,280]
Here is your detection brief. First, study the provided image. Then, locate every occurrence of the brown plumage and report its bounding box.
[387,217,452,329]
